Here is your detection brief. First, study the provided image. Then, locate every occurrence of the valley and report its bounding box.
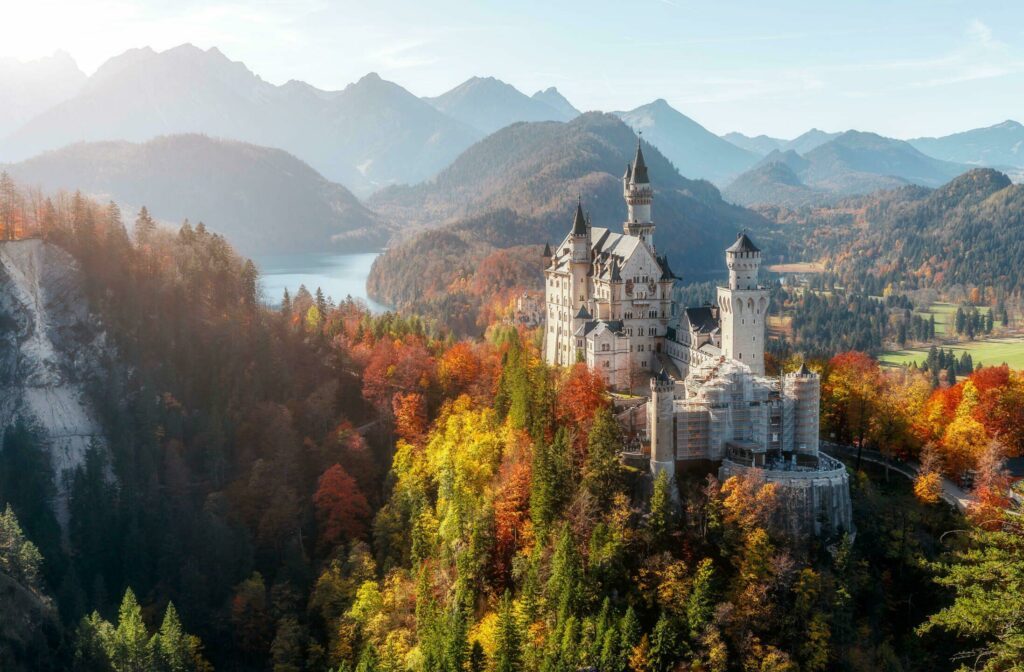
[3,18,1024,672]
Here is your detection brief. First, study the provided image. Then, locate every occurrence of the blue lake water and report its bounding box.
[254,251,388,313]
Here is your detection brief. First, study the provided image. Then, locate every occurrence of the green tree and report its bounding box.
[494,591,522,672]
[547,526,583,620]
[105,588,154,672]
[530,429,569,539]
[0,504,44,593]
[686,558,716,639]
[647,470,675,550]
[583,408,624,509]
[919,516,1024,671]
[648,611,684,672]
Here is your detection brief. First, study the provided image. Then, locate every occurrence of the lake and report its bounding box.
[254,251,388,313]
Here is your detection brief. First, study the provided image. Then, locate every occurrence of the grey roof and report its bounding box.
[630,141,649,184]
[685,305,720,333]
[572,200,588,235]
[798,361,811,376]
[623,163,632,181]
[575,304,592,320]
[726,232,760,253]
[543,242,552,257]
[609,257,622,282]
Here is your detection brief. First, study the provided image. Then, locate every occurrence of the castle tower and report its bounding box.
[649,369,676,478]
[569,199,591,321]
[623,139,654,249]
[783,362,820,456]
[717,233,768,375]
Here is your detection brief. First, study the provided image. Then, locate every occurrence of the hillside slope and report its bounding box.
[5,135,389,254]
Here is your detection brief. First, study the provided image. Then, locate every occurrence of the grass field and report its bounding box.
[912,302,997,336]
[880,336,1024,369]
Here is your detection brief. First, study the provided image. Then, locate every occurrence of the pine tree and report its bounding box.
[547,526,583,620]
[0,171,19,240]
[618,607,641,671]
[281,288,292,318]
[153,602,198,672]
[648,611,684,672]
[494,591,522,672]
[106,588,154,672]
[647,470,675,550]
[686,558,716,639]
[0,504,44,592]
[531,428,569,540]
[134,206,156,243]
[583,408,624,509]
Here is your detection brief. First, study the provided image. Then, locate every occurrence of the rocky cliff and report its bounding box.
[0,239,108,526]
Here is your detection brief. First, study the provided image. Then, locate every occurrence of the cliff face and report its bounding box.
[0,239,108,525]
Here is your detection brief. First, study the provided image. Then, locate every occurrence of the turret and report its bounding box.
[623,138,655,248]
[717,232,769,375]
[725,232,761,290]
[649,369,676,480]
[542,241,552,268]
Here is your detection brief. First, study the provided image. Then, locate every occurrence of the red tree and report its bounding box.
[313,464,371,552]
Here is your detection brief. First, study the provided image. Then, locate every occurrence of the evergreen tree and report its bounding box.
[0,504,44,593]
[583,408,624,509]
[648,611,684,672]
[686,558,717,639]
[618,607,641,671]
[0,171,20,240]
[647,470,675,550]
[106,588,154,672]
[494,591,522,672]
[0,416,60,569]
[531,429,569,540]
[547,526,583,620]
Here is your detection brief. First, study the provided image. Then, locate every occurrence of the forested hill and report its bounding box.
[771,168,1024,293]
[370,112,777,270]
[367,113,780,332]
[5,134,389,254]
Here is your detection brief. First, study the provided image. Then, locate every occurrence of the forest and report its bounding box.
[0,177,1022,671]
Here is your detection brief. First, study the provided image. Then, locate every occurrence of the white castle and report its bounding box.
[543,141,852,538]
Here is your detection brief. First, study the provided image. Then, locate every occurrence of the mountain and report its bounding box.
[5,135,388,254]
[367,113,777,321]
[424,76,573,134]
[909,120,1024,168]
[614,99,759,184]
[786,128,841,155]
[532,87,580,119]
[0,51,85,138]
[722,161,827,208]
[0,45,480,195]
[786,168,1024,294]
[800,130,969,193]
[722,132,786,156]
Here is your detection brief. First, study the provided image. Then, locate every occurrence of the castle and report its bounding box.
[543,142,853,538]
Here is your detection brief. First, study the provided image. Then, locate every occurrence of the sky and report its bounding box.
[1,0,1022,139]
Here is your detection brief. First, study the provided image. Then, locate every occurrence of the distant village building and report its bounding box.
[542,143,853,538]
[512,291,545,328]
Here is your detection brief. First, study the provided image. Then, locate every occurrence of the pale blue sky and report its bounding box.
[2,0,1022,138]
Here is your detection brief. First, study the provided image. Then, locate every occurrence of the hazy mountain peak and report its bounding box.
[909,119,1024,168]
[0,49,87,137]
[531,87,580,119]
[426,75,571,134]
[614,100,759,184]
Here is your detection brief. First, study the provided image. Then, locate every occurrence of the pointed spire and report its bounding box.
[572,197,587,235]
[623,162,632,181]
[798,361,811,376]
[630,136,649,184]
[543,241,552,257]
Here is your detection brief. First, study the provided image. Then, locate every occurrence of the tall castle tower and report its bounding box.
[717,233,768,375]
[622,139,654,249]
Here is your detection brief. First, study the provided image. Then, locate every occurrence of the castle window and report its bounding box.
[638,345,644,352]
